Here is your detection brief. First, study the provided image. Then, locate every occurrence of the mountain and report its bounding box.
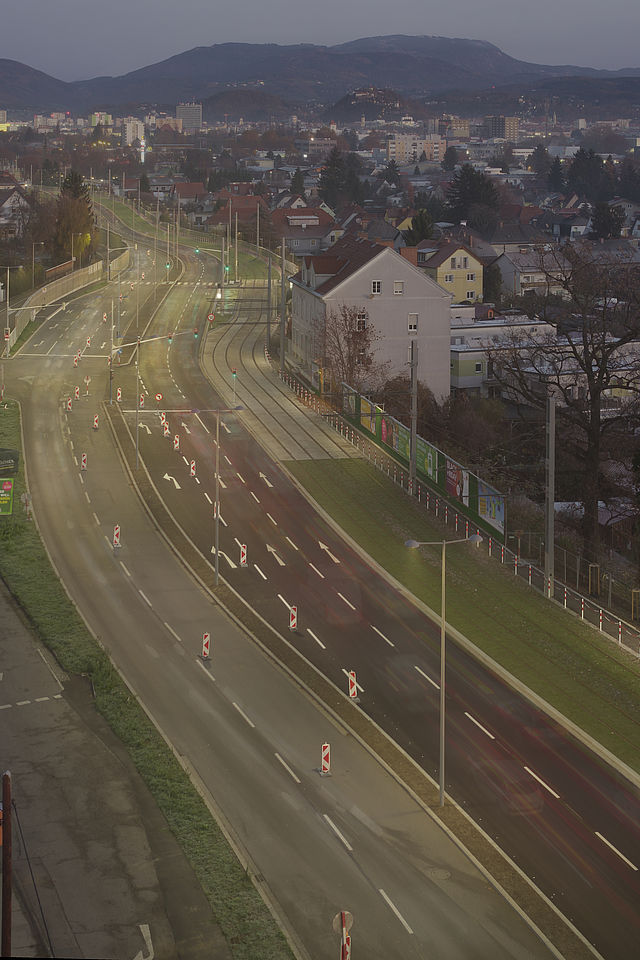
[1,35,639,115]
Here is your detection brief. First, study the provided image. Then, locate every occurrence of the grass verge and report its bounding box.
[0,402,294,960]
[284,458,640,772]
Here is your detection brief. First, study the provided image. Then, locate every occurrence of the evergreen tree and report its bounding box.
[383,159,401,186]
[590,202,626,240]
[527,143,551,176]
[446,164,499,223]
[618,157,640,202]
[566,147,611,202]
[290,167,305,197]
[441,146,458,171]
[483,261,503,303]
[56,169,94,264]
[318,147,346,209]
[547,156,564,192]
[403,209,434,245]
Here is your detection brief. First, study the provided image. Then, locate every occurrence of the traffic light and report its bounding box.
[195,247,200,254]
[168,334,173,345]
[224,264,230,273]
[194,328,199,339]
[208,314,215,325]
[232,367,237,378]
[165,261,170,270]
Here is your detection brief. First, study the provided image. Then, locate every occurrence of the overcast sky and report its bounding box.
[2,0,639,80]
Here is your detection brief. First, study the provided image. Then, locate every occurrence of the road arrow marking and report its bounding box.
[259,471,273,488]
[267,545,285,566]
[318,541,340,563]
[181,422,191,434]
[139,423,151,434]
[211,547,236,569]
[132,923,154,960]
[163,473,181,489]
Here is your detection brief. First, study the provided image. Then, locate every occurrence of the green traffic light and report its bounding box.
[195,248,200,254]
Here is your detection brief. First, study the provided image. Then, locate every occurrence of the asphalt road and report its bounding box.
[112,253,640,959]
[5,252,558,959]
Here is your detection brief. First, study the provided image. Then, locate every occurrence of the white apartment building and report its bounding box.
[386,134,446,164]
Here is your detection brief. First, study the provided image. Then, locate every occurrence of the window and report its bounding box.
[450,257,456,270]
[356,311,367,332]
[475,361,483,373]
[466,272,476,281]
[292,239,299,247]
[466,290,475,300]
[408,313,418,333]
[371,280,382,295]
[444,273,454,283]
[394,280,404,295]
[462,256,468,269]
[310,239,317,247]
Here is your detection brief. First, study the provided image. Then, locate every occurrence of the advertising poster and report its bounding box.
[342,384,356,417]
[478,481,505,534]
[0,478,14,516]
[445,459,469,505]
[360,397,376,433]
[380,416,410,463]
[416,437,439,483]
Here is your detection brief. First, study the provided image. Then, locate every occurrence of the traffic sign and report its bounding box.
[4,327,9,341]
[202,632,210,659]
[207,313,215,322]
[155,393,163,401]
[116,387,122,402]
[66,397,72,411]
[289,605,297,631]
[113,524,121,548]
[139,395,144,408]
[348,671,358,700]
[321,742,330,776]
[240,543,247,567]
[74,386,80,400]
[81,453,87,470]
[163,422,170,437]
[84,375,91,384]
[93,414,99,430]
[173,435,180,451]
[190,460,196,477]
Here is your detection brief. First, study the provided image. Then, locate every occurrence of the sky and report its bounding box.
[1,0,639,81]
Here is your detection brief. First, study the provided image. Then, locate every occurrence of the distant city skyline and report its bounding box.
[1,1,639,82]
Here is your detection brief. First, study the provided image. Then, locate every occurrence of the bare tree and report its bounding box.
[319,304,389,396]
[487,241,640,559]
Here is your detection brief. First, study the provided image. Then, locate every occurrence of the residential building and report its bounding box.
[123,118,145,146]
[412,241,484,302]
[387,134,446,164]
[484,116,520,141]
[290,234,451,399]
[494,249,570,298]
[176,102,202,133]
[271,207,335,257]
[0,110,6,124]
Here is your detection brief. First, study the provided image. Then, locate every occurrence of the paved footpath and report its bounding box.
[0,579,230,960]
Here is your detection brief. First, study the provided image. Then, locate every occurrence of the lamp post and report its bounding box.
[405,532,483,807]
[70,232,82,271]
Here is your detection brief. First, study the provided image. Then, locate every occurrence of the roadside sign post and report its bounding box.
[190,460,196,477]
[321,742,331,776]
[74,386,79,400]
[289,605,297,631]
[240,543,247,567]
[112,524,121,549]
[201,633,210,660]
[93,414,99,430]
[348,671,359,702]
[81,453,87,471]
[173,435,179,451]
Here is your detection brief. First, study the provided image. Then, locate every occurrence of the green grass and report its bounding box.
[284,458,640,770]
[0,403,293,960]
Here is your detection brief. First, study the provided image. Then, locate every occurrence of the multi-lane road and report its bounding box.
[9,228,640,959]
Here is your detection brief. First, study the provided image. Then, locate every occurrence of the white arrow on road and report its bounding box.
[139,423,152,435]
[318,541,340,564]
[132,923,154,960]
[181,422,191,434]
[211,547,236,569]
[163,473,181,489]
[266,544,285,566]
[259,471,273,488]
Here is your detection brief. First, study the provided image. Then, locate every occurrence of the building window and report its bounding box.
[462,256,468,269]
[292,239,299,247]
[371,280,382,295]
[475,361,483,373]
[466,290,475,300]
[394,280,404,295]
[311,239,317,246]
[408,313,418,332]
[356,311,367,332]
[466,272,476,281]
[450,257,456,270]
[444,273,454,283]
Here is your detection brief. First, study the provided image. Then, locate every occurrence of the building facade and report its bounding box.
[176,102,203,133]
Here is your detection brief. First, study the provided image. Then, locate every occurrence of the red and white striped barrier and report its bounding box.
[163,422,170,437]
[289,605,297,630]
[173,435,180,451]
[599,609,603,631]
[160,411,166,424]
[103,312,107,322]
[348,670,358,700]
[240,543,247,567]
[139,394,144,408]
[202,632,210,659]
[581,597,585,619]
[113,524,120,548]
[116,387,122,402]
[86,336,91,348]
[73,355,78,367]
[619,621,622,644]
[190,460,196,477]
[81,453,87,470]
[66,397,72,411]
[321,742,330,776]
[93,414,99,430]
[74,386,80,400]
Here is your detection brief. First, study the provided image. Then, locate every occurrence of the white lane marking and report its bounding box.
[259,471,273,487]
[275,753,301,784]
[196,659,216,681]
[318,540,340,563]
[378,889,414,935]
[306,628,326,650]
[164,622,183,644]
[524,765,559,798]
[119,562,131,578]
[78,473,84,485]
[17,700,31,706]
[194,412,210,433]
[267,545,285,566]
[218,513,228,527]
[277,593,292,611]
[224,455,232,465]
[35,697,50,703]
[337,592,356,610]
[309,563,325,579]
[211,548,236,569]
[285,536,298,551]
[195,477,201,485]
[216,475,227,489]
[0,704,11,710]
[163,473,181,489]
[465,712,495,739]
[254,564,267,580]
[84,491,91,503]
[341,668,364,693]
[221,421,231,434]
[182,456,189,466]
[204,492,212,504]
[250,491,260,503]
[595,832,638,871]
[73,454,78,466]
[234,537,242,548]
[323,815,353,852]
[372,625,394,648]
[93,512,100,525]
[414,664,439,690]
[104,535,112,548]
[267,513,277,525]
[236,472,245,483]
[232,702,255,728]
[139,589,152,608]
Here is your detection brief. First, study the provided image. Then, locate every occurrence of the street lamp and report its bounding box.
[32,241,44,288]
[70,232,82,271]
[405,532,483,807]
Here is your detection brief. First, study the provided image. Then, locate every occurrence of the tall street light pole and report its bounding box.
[32,241,44,289]
[405,533,483,806]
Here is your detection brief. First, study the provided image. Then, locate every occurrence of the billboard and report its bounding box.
[342,384,357,418]
[360,397,376,433]
[380,414,410,461]
[416,437,439,483]
[445,459,469,505]
[478,481,505,534]
[0,478,14,516]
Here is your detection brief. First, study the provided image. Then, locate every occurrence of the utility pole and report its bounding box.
[256,202,260,255]
[234,212,238,282]
[267,254,271,352]
[1,771,11,959]
[409,339,418,494]
[279,238,286,376]
[544,394,555,597]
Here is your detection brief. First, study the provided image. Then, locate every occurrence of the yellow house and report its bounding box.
[417,241,484,302]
